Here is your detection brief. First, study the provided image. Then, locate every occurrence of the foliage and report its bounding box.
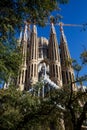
[0,0,69,41]
[0,87,40,130]
[80,50,87,65]
[0,0,69,35]
[57,86,87,130]
[0,83,87,130]
[0,42,22,83]
[0,86,65,130]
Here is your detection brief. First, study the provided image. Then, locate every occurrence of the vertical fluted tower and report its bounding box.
[48,23,62,87]
[27,25,38,88]
[60,24,75,88]
[17,23,28,91]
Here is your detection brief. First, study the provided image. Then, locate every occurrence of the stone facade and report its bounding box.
[17,23,75,91]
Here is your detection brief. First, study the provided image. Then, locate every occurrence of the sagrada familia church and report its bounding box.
[16,22,75,93]
[4,22,86,130]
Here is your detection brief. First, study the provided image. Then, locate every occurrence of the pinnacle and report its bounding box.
[51,23,56,34]
[32,24,37,34]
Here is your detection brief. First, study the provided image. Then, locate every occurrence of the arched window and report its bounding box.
[62,71,66,84]
[53,64,55,77]
[34,64,36,77]
[28,66,30,78]
[25,70,27,83]
[66,71,68,84]
[31,64,33,77]
[22,70,24,84]
[56,65,58,77]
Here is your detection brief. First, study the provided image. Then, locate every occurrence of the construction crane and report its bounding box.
[49,22,84,27]
[46,21,87,33]
[46,22,86,29]
[59,22,84,32]
[57,22,83,27]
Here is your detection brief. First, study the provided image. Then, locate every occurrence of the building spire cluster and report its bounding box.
[17,23,75,91]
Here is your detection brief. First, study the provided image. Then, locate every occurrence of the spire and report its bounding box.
[60,23,71,59]
[27,24,31,41]
[60,23,75,87]
[23,23,28,41]
[17,23,28,91]
[50,23,56,34]
[49,22,59,61]
[28,24,38,87]
[60,24,67,43]
[49,23,62,87]
[18,28,23,45]
[30,24,38,60]
[32,24,37,34]
[18,21,29,45]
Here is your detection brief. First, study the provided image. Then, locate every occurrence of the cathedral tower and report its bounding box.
[27,25,38,88]
[60,24,75,88]
[49,23,62,87]
[17,23,28,90]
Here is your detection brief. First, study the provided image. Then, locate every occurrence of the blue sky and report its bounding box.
[37,0,87,82]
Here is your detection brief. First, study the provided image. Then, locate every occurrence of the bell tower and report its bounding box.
[17,23,28,91]
[60,24,75,88]
[48,23,62,87]
[27,25,38,88]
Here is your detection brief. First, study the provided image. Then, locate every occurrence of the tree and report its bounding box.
[0,87,41,130]
[0,86,65,130]
[0,0,69,41]
[0,42,22,84]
